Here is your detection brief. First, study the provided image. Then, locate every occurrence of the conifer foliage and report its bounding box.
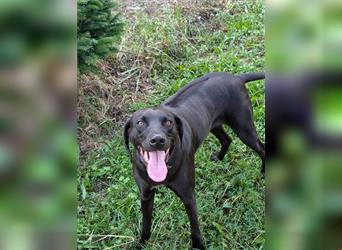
[78,0,123,74]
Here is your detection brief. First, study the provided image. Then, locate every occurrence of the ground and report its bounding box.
[78,0,265,249]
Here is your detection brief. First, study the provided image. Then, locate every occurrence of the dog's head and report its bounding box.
[124,107,190,182]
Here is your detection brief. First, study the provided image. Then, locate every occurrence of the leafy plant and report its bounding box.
[77,0,124,74]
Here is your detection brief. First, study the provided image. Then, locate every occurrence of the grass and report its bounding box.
[78,0,265,249]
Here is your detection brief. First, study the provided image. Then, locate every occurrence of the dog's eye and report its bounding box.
[137,120,145,127]
[164,120,173,126]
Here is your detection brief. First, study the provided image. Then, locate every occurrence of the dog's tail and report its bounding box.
[238,72,265,83]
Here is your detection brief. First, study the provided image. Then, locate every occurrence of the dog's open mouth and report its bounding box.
[138,147,171,182]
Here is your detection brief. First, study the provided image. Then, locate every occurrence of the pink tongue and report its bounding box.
[146,151,168,182]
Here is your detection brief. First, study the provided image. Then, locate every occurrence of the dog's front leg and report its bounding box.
[170,184,205,250]
[183,192,205,250]
[136,189,155,250]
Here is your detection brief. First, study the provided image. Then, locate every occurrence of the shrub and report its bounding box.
[77,0,124,74]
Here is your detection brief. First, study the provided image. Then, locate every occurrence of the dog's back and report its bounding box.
[162,72,256,146]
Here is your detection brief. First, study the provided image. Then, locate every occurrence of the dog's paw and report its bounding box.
[210,153,219,161]
[135,243,143,250]
[210,153,224,161]
[191,235,206,250]
[192,243,206,250]
[135,240,145,250]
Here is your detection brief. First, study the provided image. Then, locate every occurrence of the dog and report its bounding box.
[124,72,265,249]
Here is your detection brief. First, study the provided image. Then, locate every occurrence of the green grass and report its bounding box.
[78,0,265,249]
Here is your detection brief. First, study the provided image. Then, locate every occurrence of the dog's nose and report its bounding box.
[150,135,166,147]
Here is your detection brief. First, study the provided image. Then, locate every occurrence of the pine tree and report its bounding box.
[77,0,124,74]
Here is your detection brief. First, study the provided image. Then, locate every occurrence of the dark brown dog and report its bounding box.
[124,72,265,249]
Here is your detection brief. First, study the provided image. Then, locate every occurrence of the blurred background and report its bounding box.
[0,0,76,249]
[267,0,342,249]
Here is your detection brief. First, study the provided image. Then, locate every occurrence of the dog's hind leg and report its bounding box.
[210,125,232,161]
[229,105,265,175]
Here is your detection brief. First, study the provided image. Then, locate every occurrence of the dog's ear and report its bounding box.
[123,118,132,162]
[174,115,183,141]
[174,115,192,153]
